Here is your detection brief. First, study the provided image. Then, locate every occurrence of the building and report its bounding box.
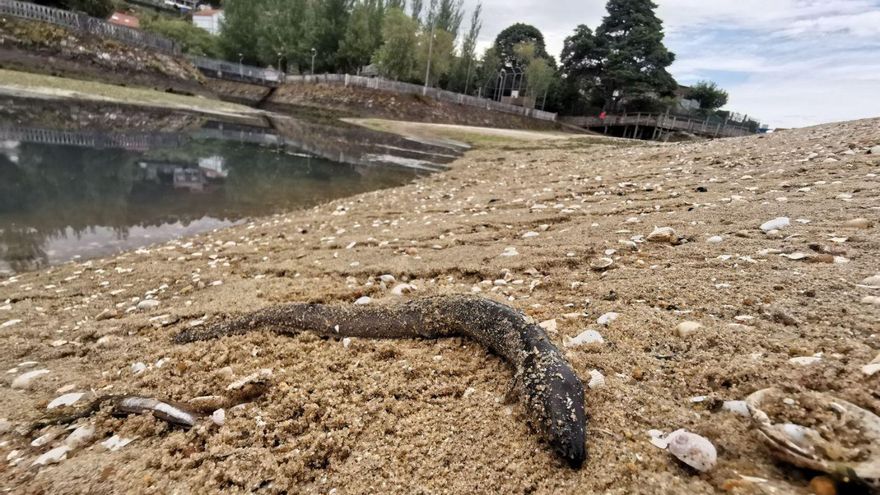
[192,8,224,35]
[108,12,140,29]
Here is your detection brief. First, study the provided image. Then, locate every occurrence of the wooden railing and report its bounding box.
[561,112,755,138]
[0,0,179,53]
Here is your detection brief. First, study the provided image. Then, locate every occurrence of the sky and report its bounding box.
[461,0,880,128]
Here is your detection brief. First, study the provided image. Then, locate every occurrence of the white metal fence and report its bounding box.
[0,0,179,53]
[287,74,558,122]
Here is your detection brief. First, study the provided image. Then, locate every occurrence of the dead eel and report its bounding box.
[174,295,587,467]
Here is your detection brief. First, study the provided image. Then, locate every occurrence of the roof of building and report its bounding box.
[108,12,140,28]
[193,8,223,16]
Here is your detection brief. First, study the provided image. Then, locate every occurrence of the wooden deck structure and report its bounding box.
[562,113,756,139]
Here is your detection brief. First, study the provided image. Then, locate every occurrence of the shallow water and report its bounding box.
[0,117,456,274]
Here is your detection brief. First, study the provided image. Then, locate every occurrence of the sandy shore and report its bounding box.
[1,118,878,494]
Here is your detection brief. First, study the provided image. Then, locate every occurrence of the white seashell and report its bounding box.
[722,400,750,417]
[648,429,668,449]
[647,227,677,243]
[227,369,272,391]
[379,274,396,283]
[564,330,604,348]
[136,299,160,310]
[781,252,808,260]
[675,321,702,338]
[211,409,226,426]
[863,363,880,377]
[101,435,134,451]
[47,392,85,410]
[342,337,352,349]
[354,296,372,305]
[862,296,880,306]
[860,275,880,288]
[31,445,70,467]
[11,369,50,389]
[587,370,606,389]
[391,283,417,296]
[1,319,21,329]
[522,231,539,238]
[64,425,95,449]
[789,356,821,366]
[538,319,557,334]
[131,362,147,375]
[597,312,618,326]
[31,430,59,447]
[760,217,790,232]
[590,258,614,271]
[665,429,718,472]
[500,246,519,257]
[706,236,723,244]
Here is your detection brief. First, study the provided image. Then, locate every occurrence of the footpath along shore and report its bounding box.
[1,118,879,494]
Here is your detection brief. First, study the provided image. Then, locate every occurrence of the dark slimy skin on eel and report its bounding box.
[174,295,587,467]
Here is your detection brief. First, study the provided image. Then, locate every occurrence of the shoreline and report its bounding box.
[1,117,878,493]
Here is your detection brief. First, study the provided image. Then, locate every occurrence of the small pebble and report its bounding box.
[64,425,95,449]
[675,321,702,338]
[131,362,147,375]
[843,218,873,229]
[563,330,604,348]
[0,319,21,329]
[862,296,880,306]
[211,409,226,426]
[647,227,677,244]
[706,236,723,244]
[760,217,790,232]
[11,369,50,389]
[354,296,372,305]
[597,312,618,326]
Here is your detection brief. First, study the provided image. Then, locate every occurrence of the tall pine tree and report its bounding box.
[593,0,676,108]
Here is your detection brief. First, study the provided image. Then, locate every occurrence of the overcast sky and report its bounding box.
[461,0,880,128]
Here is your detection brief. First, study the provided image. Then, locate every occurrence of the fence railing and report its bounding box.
[0,0,179,54]
[0,125,186,151]
[189,56,283,85]
[561,112,755,138]
[286,74,558,122]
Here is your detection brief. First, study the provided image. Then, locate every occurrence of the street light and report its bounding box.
[310,48,317,75]
[277,51,283,74]
[238,52,243,78]
[423,16,435,94]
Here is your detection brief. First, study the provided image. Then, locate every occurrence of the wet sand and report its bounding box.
[1,118,878,494]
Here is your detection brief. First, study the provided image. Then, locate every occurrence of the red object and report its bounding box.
[108,12,140,29]
[599,111,607,120]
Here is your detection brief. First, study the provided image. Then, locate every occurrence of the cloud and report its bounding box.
[459,0,880,127]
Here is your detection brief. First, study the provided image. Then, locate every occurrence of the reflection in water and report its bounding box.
[0,122,446,274]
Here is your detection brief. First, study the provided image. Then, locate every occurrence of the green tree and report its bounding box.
[338,0,383,72]
[142,15,221,57]
[593,0,677,108]
[433,0,463,38]
[257,0,309,69]
[687,80,729,111]
[446,2,481,93]
[219,0,265,65]
[308,0,352,72]
[560,25,598,86]
[515,42,554,107]
[493,23,549,70]
[410,0,423,21]
[416,26,454,85]
[374,7,419,80]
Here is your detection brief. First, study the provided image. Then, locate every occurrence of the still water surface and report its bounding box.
[0,119,457,274]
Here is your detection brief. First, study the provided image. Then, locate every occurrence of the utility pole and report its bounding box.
[423,20,435,95]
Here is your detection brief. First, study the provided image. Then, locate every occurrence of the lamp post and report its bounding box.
[310,48,317,75]
[423,18,435,95]
[277,51,283,75]
[238,52,243,78]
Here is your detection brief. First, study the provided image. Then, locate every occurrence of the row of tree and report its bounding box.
[38,0,732,116]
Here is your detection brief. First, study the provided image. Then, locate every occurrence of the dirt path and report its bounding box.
[0,119,878,494]
[0,69,262,120]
